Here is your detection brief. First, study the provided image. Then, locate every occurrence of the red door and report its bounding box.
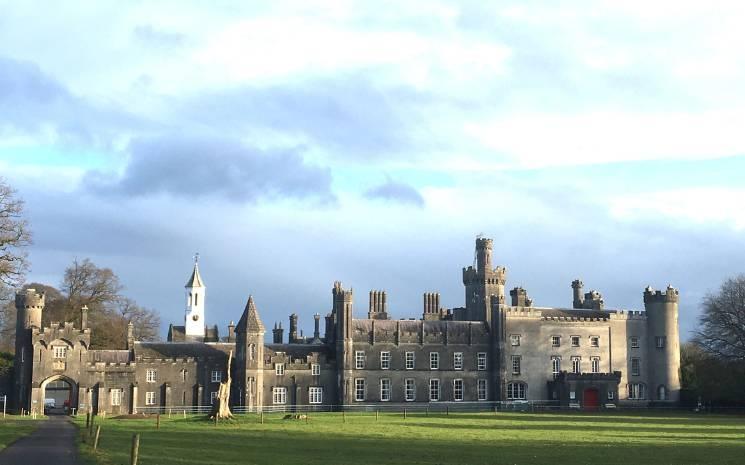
[583,388,599,410]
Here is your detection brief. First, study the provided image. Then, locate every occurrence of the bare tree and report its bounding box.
[0,178,32,287]
[61,258,123,323]
[696,275,745,361]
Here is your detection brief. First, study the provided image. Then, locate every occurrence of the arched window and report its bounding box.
[507,382,527,400]
[194,293,199,306]
[657,385,666,401]
[189,292,192,306]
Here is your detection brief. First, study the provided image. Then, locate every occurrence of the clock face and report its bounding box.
[192,314,200,322]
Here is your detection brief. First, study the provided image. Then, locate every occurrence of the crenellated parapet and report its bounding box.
[644,285,679,304]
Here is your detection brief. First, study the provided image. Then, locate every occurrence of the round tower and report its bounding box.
[15,288,44,331]
[14,288,45,411]
[643,285,681,402]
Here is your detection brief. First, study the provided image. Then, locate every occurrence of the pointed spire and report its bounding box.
[237,295,265,333]
[185,254,205,288]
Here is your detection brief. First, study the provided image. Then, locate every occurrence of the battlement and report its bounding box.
[332,281,353,299]
[15,288,45,309]
[462,265,506,284]
[475,237,493,249]
[643,285,679,304]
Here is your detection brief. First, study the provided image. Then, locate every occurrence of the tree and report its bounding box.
[61,258,123,322]
[696,275,745,361]
[0,178,32,287]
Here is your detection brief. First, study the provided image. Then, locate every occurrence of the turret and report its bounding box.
[462,237,506,322]
[289,313,299,343]
[510,287,532,307]
[312,313,322,343]
[184,255,206,339]
[333,281,354,404]
[571,280,584,309]
[367,290,389,320]
[14,288,45,411]
[583,290,604,310]
[227,321,235,342]
[272,322,284,344]
[643,285,681,402]
[422,292,442,320]
[235,295,266,410]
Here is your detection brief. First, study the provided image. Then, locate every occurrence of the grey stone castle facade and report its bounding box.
[12,237,680,414]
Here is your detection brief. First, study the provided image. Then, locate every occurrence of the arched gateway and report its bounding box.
[39,375,78,414]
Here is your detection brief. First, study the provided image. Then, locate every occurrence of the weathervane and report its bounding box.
[194,252,200,264]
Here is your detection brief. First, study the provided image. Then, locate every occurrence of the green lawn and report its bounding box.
[76,411,745,465]
[0,416,42,450]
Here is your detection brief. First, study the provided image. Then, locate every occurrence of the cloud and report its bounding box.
[87,135,335,204]
[363,178,425,207]
[132,25,186,49]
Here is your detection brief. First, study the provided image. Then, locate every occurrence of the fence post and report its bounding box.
[86,412,90,429]
[183,409,186,419]
[426,406,429,417]
[403,408,407,419]
[93,425,102,451]
[343,410,346,423]
[446,406,449,416]
[260,411,264,424]
[376,409,379,421]
[130,433,140,465]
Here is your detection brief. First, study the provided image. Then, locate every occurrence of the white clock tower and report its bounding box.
[184,254,206,338]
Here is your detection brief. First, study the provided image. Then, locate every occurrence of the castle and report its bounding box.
[12,237,680,414]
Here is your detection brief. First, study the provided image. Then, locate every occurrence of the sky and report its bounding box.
[2,0,745,341]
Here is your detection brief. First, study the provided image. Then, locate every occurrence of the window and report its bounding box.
[210,391,218,403]
[355,351,366,369]
[272,387,287,404]
[655,336,666,349]
[275,363,285,376]
[657,385,667,401]
[380,378,391,401]
[631,358,640,376]
[477,352,487,371]
[309,387,323,404]
[591,357,600,374]
[211,370,222,383]
[145,391,156,406]
[511,355,521,375]
[477,379,487,401]
[430,352,439,370]
[453,352,463,370]
[628,383,646,400]
[53,346,67,359]
[571,356,581,374]
[429,379,440,401]
[551,336,561,347]
[146,369,157,383]
[380,351,391,370]
[195,293,198,306]
[507,382,526,400]
[181,369,187,382]
[590,336,600,347]
[355,378,366,401]
[569,391,576,400]
[311,363,320,376]
[571,336,580,347]
[608,390,615,400]
[405,352,415,370]
[510,334,521,346]
[630,337,639,349]
[453,379,464,401]
[111,389,122,406]
[405,379,416,401]
[551,356,561,376]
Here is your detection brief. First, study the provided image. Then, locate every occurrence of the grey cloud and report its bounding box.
[172,76,433,159]
[363,179,425,207]
[0,56,146,147]
[132,25,186,48]
[87,135,335,204]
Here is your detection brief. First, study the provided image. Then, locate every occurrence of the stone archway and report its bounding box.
[40,375,78,415]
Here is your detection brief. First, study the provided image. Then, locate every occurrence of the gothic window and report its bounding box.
[551,356,561,377]
[591,357,600,373]
[507,382,527,400]
[194,293,199,306]
[628,383,646,400]
[571,356,581,374]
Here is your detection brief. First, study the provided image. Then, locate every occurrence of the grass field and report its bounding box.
[0,416,42,451]
[76,411,745,465]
